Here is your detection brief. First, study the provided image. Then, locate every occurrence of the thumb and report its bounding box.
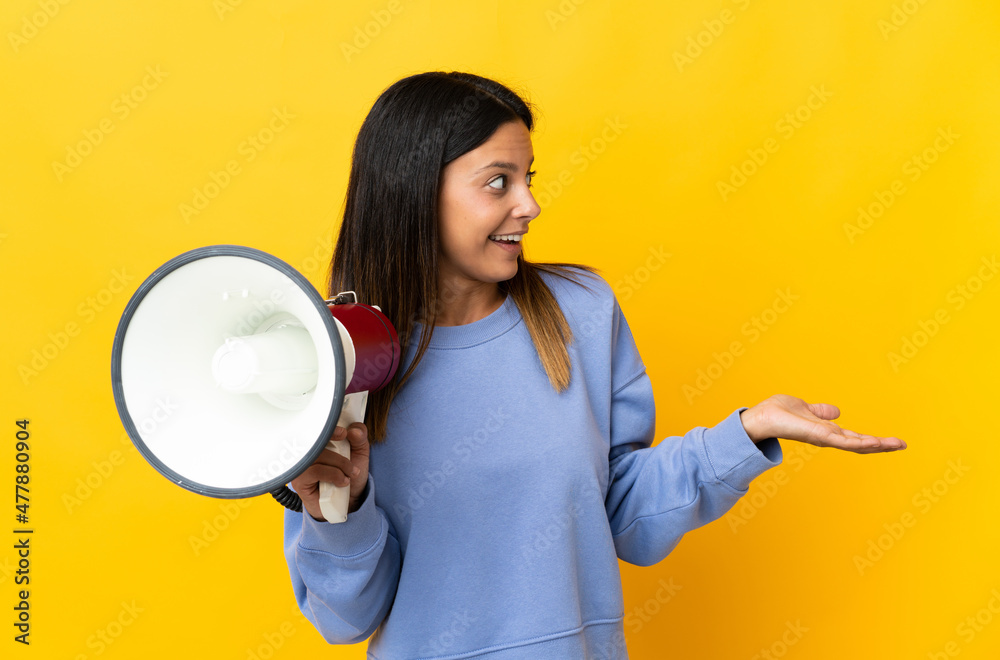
[808,402,841,421]
[344,422,370,477]
[344,422,369,452]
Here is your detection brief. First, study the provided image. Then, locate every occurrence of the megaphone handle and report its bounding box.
[317,391,369,523]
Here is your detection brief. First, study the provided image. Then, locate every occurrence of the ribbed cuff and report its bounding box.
[298,474,384,557]
[702,407,783,491]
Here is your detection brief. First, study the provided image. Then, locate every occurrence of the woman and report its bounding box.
[284,71,906,658]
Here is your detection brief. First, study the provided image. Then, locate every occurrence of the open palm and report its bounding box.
[741,394,907,454]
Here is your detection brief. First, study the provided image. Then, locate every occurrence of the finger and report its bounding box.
[318,449,358,477]
[313,426,347,456]
[856,432,906,450]
[298,463,353,488]
[815,424,868,450]
[830,431,907,453]
[315,464,355,487]
[344,423,369,451]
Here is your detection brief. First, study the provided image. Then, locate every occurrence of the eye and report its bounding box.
[488,175,507,190]
[526,170,536,187]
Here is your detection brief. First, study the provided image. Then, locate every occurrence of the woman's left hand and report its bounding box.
[739,394,907,454]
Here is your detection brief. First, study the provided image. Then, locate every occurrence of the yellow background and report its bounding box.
[2,0,998,657]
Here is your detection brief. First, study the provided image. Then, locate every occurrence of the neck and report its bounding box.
[434,279,505,326]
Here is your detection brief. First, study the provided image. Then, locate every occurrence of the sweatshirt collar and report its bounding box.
[413,294,521,349]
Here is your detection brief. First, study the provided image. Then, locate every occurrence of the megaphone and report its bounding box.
[110,245,399,523]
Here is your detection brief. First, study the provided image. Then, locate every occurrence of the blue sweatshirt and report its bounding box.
[283,269,783,659]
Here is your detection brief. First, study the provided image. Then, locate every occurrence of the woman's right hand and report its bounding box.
[739,394,906,453]
[290,422,371,522]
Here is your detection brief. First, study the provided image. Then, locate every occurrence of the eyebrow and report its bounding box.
[473,157,535,174]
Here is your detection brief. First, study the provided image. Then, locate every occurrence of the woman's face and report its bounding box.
[436,120,540,291]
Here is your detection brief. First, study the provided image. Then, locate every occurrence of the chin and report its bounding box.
[471,261,519,285]
[495,263,519,283]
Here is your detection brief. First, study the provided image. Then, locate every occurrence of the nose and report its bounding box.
[514,182,541,223]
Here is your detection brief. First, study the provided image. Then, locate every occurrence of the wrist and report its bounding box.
[740,407,766,443]
[347,477,370,514]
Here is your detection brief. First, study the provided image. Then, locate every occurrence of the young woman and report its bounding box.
[283,71,906,658]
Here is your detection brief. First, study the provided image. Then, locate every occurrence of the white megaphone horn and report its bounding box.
[110,245,400,523]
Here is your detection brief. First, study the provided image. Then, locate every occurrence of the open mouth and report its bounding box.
[488,234,523,245]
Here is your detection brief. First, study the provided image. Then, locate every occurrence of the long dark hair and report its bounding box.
[329,71,596,443]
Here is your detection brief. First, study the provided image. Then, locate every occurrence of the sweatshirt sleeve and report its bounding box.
[283,473,401,643]
[603,304,783,567]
